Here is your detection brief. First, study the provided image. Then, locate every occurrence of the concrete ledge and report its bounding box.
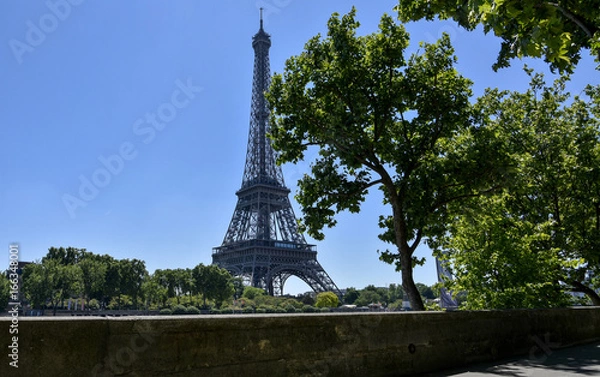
[2,307,599,376]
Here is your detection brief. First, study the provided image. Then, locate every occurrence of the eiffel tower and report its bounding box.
[212,12,340,297]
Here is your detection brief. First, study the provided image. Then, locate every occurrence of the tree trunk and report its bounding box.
[571,281,600,306]
[388,187,426,311]
[400,249,425,310]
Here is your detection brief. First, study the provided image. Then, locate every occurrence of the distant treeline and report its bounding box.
[1,246,440,315]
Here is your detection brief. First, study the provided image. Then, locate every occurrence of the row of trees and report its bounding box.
[2,247,445,313]
[267,4,600,310]
[342,284,440,308]
[5,247,236,315]
[21,247,148,315]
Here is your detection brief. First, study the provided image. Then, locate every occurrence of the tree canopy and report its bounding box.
[395,0,600,73]
[192,263,234,308]
[315,291,340,308]
[268,8,507,310]
[435,71,600,308]
[18,247,242,312]
[23,258,83,315]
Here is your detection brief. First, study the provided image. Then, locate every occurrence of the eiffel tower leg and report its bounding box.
[302,260,342,297]
[251,256,260,289]
[272,274,287,296]
[266,274,274,296]
[251,268,263,291]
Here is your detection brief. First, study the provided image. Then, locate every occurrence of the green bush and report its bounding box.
[159,308,172,315]
[172,304,187,315]
[186,306,201,314]
[281,298,303,309]
[242,306,254,314]
[87,299,100,310]
[146,302,161,311]
[302,305,317,313]
[242,286,266,300]
[284,304,297,313]
[255,307,266,313]
[240,298,256,309]
[387,300,404,311]
[315,292,339,308]
[107,295,134,310]
[425,302,442,311]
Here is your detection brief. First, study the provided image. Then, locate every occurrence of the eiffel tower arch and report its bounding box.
[212,13,340,297]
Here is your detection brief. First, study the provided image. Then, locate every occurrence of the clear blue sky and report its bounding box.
[1,1,598,295]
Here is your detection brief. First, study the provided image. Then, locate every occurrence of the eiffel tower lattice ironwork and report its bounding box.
[212,13,340,297]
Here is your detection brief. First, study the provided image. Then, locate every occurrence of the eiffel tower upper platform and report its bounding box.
[212,12,340,297]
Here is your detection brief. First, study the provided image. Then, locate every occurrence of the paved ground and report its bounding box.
[426,342,600,376]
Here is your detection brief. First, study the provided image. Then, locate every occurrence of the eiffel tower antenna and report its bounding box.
[212,15,340,297]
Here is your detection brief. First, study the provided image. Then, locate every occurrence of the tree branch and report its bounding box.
[363,178,384,190]
[300,142,320,148]
[433,184,503,209]
[547,2,594,39]
[569,280,600,306]
[595,202,600,232]
[409,228,423,254]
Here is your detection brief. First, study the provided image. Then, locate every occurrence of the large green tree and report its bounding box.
[153,268,195,304]
[78,256,108,305]
[192,264,234,308]
[436,71,600,308]
[141,275,168,310]
[23,259,83,315]
[388,283,404,302]
[354,290,382,307]
[396,0,600,72]
[118,259,147,309]
[22,262,52,311]
[267,9,507,310]
[43,247,111,307]
[101,256,122,308]
[153,269,177,301]
[342,287,360,305]
[44,246,83,265]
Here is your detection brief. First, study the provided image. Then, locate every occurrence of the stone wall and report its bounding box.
[1,307,599,376]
